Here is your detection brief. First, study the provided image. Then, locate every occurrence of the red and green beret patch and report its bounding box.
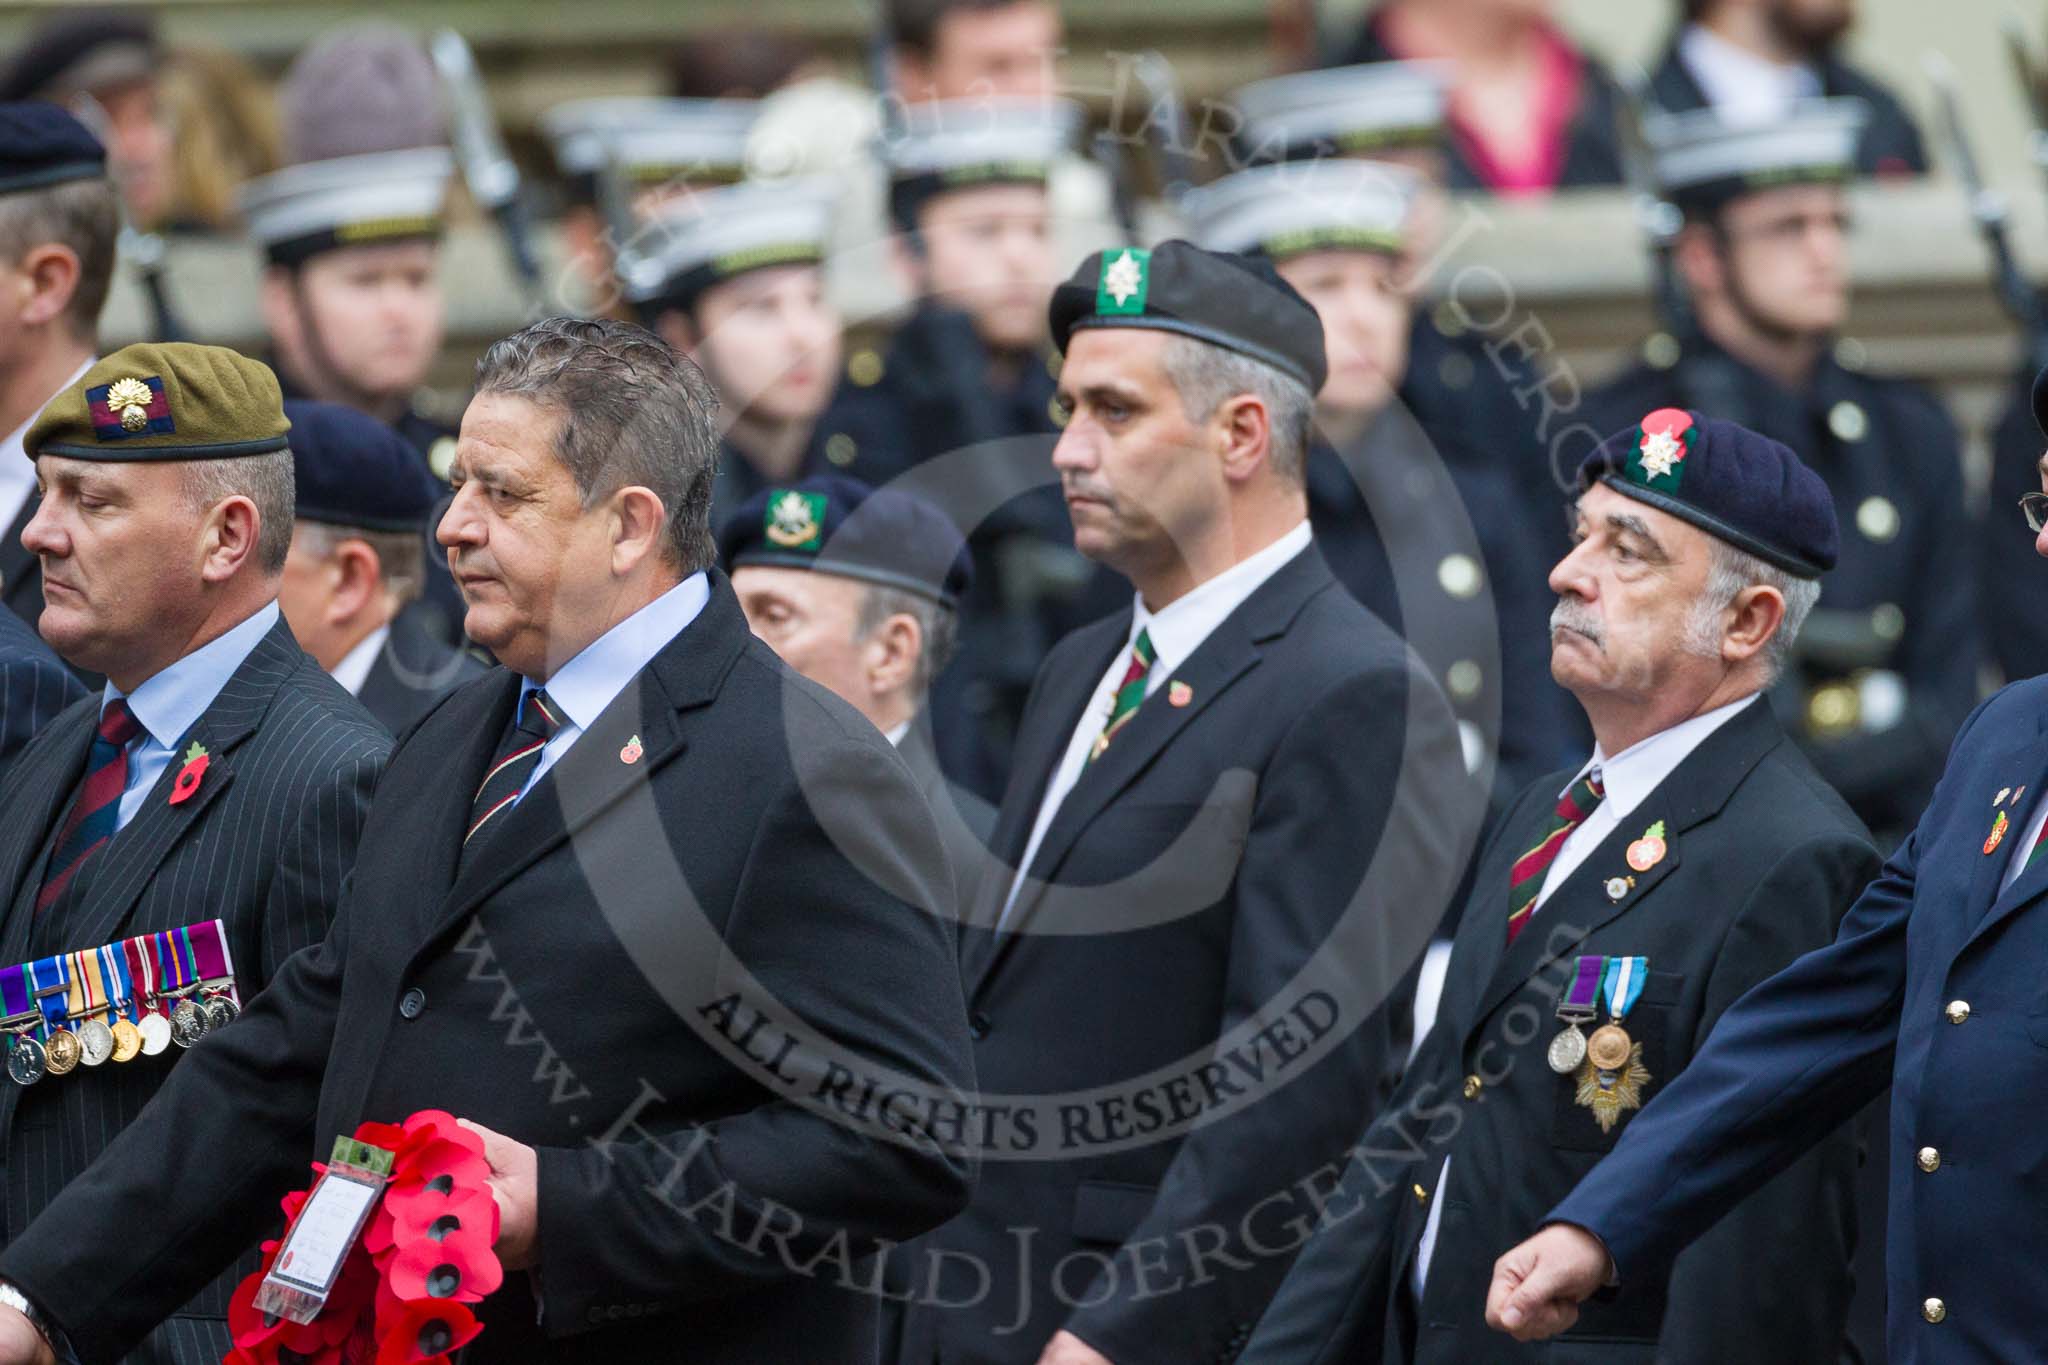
[1625,408,1694,493]
[88,376,174,442]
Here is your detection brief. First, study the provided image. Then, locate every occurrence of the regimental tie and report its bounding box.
[462,688,563,870]
[1089,628,1155,764]
[2026,807,2048,873]
[37,700,144,915]
[1506,771,1606,944]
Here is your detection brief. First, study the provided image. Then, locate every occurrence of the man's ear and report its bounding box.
[14,243,81,329]
[199,495,263,584]
[258,267,302,352]
[328,539,386,625]
[610,485,669,576]
[1721,583,1788,666]
[1673,222,1724,299]
[865,609,923,700]
[1215,392,1274,485]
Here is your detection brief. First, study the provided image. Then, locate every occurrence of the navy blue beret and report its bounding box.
[0,102,106,197]
[1576,408,1837,578]
[719,473,972,607]
[283,399,443,533]
[0,9,156,104]
[1049,239,1328,394]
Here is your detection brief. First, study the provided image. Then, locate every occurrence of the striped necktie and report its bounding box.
[2024,808,2048,873]
[1506,772,1606,944]
[37,699,144,914]
[462,688,564,867]
[1089,628,1156,764]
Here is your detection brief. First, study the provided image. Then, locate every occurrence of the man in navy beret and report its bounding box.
[720,472,992,909]
[275,399,484,733]
[0,102,120,632]
[1489,380,2048,1365]
[1247,410,1875,1365]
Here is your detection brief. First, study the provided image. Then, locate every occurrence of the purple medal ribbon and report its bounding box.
[1565,955,1605,1011]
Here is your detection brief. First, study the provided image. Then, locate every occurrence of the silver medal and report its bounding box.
[6,1035,45,1086]
[202,995,238,1031]
[137,1012,172,1056]
[77,1018,114,1067]
[1547,1024,1588,1074]
[169,998,208,1049]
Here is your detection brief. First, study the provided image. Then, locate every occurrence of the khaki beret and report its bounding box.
[26,343,291,462]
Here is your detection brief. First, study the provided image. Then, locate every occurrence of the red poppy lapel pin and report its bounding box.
[169,741,209,806]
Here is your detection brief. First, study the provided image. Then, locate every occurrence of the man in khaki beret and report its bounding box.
[0,340,389,1365]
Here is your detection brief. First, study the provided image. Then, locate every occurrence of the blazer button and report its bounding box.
[1922,1297,1946,1324]
[399,988,426,1020]
[1944,1000,1969,1025]
[969,1011,992,1041]
[1916,1146,1940,1173]
[1462,1074,1483,1100]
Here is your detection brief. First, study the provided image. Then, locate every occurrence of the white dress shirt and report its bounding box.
[1413,692,1760,1298]
[0,358,93,533]
[105,601,281,830]
[1678,24,1822,128]
[329,623,390,698]
[997,520,1314,928]
[517,573,710,797]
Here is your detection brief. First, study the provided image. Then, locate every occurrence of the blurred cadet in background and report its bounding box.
[1647,0,1926,176]
[1585,98,1977,845]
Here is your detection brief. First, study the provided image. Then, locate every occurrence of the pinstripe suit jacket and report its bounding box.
[0,614,388,1365]
[0,610,82,791]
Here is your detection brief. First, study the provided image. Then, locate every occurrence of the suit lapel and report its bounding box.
[1959,728,2048,950]
[0,495,37,618]
[1461,699,1782,1045]
[48,621,306,952]
[423,580,748,944]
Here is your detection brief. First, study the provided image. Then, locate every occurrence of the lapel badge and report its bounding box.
[1168,680,1193,708]
[1985,809,2010,856]
[1996,786,2012,807]
[1604,875,1635,902]
[620,734,643,765]
[1626,820,1667,873]
[168,741,209,806]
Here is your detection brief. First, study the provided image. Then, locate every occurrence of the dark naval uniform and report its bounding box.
[1981,365,2048,683]
[1586,334,1979,840]
[1240,415,1874,1365]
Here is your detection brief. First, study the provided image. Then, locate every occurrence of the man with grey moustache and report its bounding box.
[1239,410,1878,1365]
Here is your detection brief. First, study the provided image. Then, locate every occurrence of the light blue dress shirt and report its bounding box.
[102,601,279,830]
[516,573,710,800]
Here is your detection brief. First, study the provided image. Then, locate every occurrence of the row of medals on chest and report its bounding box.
[1548,1000,1632,1075]
[1,976,238,1085]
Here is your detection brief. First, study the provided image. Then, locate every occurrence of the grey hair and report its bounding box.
[1158,333,1314,483]
[0,176,119,340]
[1684,538,1821,681]
[183,450,297,576]
[296,520,427,606]
[855,584,958,697]
[472,316,722,573]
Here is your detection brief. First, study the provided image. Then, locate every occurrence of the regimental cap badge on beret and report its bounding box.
[1097,248,1150,317]
[1626,408,1695,493]
[764,489,826,551]
[91,376,173,440]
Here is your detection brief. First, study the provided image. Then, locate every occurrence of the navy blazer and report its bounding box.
[1552,675,2048,1364]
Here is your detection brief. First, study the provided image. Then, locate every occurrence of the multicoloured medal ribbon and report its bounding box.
[30,955,79,1075]
[127,932,169,1055]
[0,964,40,1085]
[156,926,210,1048]
[1575,955,1654,1134]
[1547,955,1606,1073]
[101,943,141,1062]
[69,947,114,1066]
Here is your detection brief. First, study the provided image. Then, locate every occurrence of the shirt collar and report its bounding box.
[1562,692,1759,819]
[330,623,391,697]
[522,573,711,730]
[108,600,281,750]
[1130,520,1313,668]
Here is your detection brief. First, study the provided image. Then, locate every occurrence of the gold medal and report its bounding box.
[1586,1022,1633,1072]
[44,1028,80,1075]
[109,1019,142,1063]
[1574,1045,1653,1133]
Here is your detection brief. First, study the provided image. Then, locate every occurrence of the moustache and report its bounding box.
[1061,480,1115,505]
[1550,600,1604,647]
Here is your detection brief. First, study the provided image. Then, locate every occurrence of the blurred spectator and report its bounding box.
[1649,0,1926,177]
[665,30,830,100]
[0,7,174,227]
[1327,0,1624,194]
[886,0,1061,101]
[276,21,446,162]
[155,45,280,233]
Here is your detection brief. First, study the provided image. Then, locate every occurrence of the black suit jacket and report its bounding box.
[352,610,488,736]
[0,608,82,789]
[897,545,1471,1365]
[0,616,388,1365]
[0,575,976,1364]
[899,717,997,917]
[1238,698,1877,1365]
[0,495,41,634]
[1649,32,1929,177]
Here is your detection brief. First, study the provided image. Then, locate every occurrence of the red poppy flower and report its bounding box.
[385,1223,502,1304]
[371,1297,480,1365]
[168,752,209,806]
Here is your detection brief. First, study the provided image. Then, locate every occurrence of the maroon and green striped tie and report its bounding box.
[1089,628,1156,764]
[1506,772,1605,943]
